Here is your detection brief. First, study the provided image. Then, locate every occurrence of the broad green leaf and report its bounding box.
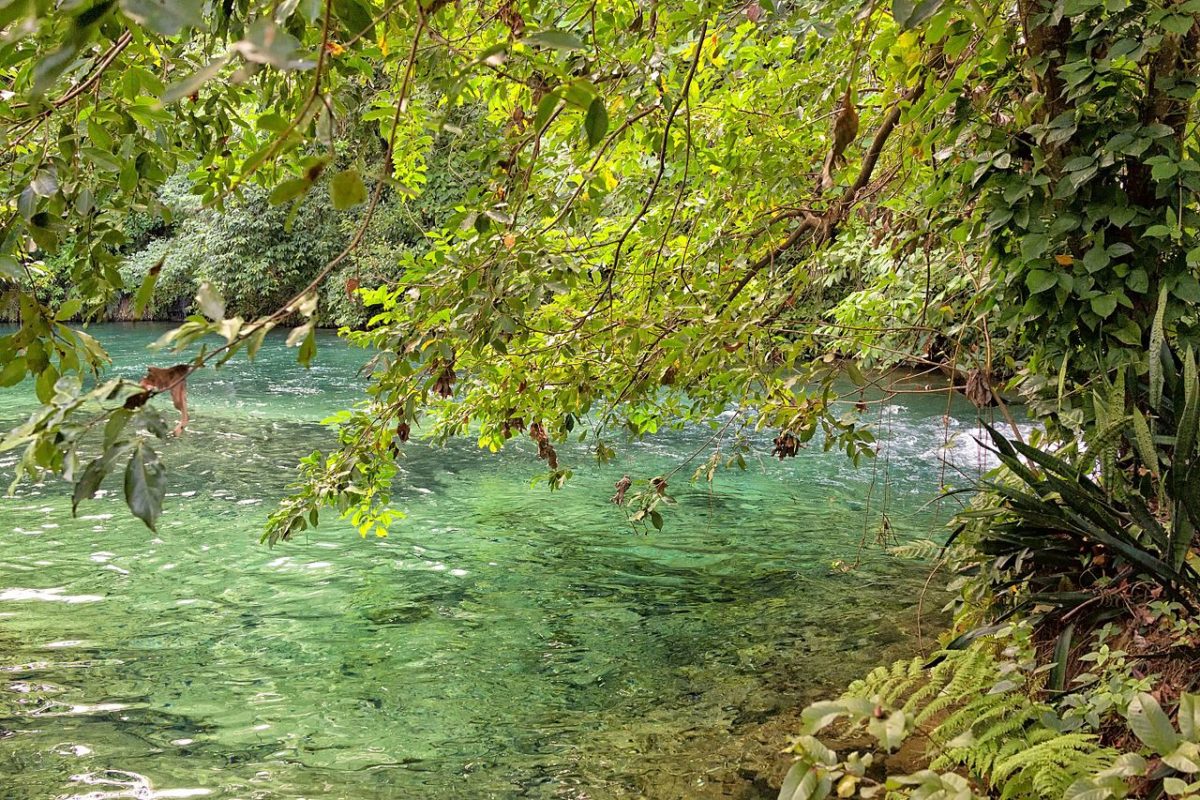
[134,258,163,318]
[0,357,26,388]
[1090,294,1118,318]
[333,0,374,38]
[32,45,78,98]
[1025,269,1058,294]
[30,169,58,197]
[297,326,317,367]
[104,408,132,449]
[584,97,609,149]
[1181,693,1199,741]
[521,30,585,51]
[74,455,113,515]
[800,701,851,735]
[1151,285,1168,410]
[1163,777,1190,796]
[124,441,166,532]
[893,0,944,28]
[120,0,204,35]
[269,177,312,206]
[1163,741,1200,773]
[55,298,82,321]
[330,169,368,210]
[534,91,562,132]
[1127,692,1179,754]
[233,19,310,69]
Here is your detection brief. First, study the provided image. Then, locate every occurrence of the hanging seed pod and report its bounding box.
[772,432,799,459]
[433,362,457,398]
[651,476,668,495]
[529,422,559,469]
[964,369,996,408]
[611,475,632,505]
[502,416,525,439]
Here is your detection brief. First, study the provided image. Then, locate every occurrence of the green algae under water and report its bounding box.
[0,324,993,799]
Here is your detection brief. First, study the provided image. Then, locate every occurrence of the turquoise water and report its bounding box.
[0,324,990,799]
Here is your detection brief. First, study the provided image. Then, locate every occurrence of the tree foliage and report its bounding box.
[0,0,1197,543]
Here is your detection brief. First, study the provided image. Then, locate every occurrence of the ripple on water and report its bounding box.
[0,589,104,604]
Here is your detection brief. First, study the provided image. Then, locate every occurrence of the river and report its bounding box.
[0,324,992,799]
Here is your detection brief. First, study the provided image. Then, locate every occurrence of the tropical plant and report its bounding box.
[946,338,1200,638]
[781,634,1200,800]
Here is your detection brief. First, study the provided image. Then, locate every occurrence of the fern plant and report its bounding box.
[784,641,1113,799]
[781,639,1200,800]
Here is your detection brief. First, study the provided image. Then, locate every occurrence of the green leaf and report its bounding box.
[30,169,58,197]
[74,455,113,515]
[1127,692,1180,754]
[32,45,79,98]
[330,169,368,210]
[246,323,273,360]
[534,90,562,132]
[233,19,308,69]
[298,326,317,367]
[333,0,374,38]
[104,408,132,449]
[134,257,163,318]
[269,177,312,206]
[893,0,944,28]
[1176,349,1198,462]
[1151,285,1168,410]
[1090,294,1118,318]
[124,441,166,532]
[1181,694,1200,741]
[521,30,585,51]
[0,357,26,388]
[0,256,22,280]
[1163,741,1200,774]
[17,187,36,221]
[74,187,94,215]
[584,96,609,149]
[1049,623,1074,693]
[120,0,204,35]
[1025,269,1058,294]
[1132,409,1157,475]
[800,700,853,735]
[1163,777,1190,796]
[55,298,82,321]
[1020,232,1049,260]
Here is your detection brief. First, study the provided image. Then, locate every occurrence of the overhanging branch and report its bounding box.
[717,81,926,315]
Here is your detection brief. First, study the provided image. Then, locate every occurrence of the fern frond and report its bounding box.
[834,643,1116,799]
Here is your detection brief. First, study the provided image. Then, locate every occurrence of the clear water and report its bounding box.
[0,324,994,799]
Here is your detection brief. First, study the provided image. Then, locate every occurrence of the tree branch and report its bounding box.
[717,81,925,315]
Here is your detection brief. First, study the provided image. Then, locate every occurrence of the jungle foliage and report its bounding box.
[3,0,1200,795]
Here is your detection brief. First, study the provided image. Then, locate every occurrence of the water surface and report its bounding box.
[0,324,991,799]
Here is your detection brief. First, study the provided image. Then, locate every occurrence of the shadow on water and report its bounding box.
[0,325,989,799]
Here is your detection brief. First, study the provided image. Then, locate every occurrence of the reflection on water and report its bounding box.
[0,324,994,799]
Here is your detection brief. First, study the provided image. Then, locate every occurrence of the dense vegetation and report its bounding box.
[3,0,1200,797]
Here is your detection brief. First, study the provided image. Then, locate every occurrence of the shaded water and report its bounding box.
[0,325,990,799]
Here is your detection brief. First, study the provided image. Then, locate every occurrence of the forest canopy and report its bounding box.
[0,0,1197,545]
